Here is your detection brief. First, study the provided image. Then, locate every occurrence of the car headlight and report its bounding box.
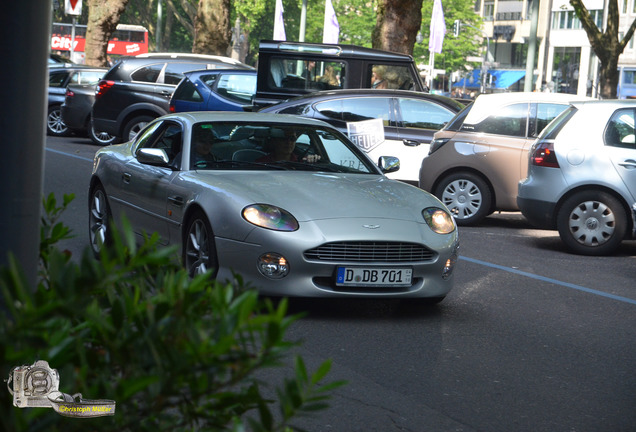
[242,204,299,231]
[422,207,456,234]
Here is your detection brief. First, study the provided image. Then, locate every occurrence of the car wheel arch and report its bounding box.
[554,185,633,234]
[117,105,165,137]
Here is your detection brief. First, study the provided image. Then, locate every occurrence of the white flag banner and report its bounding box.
[273,0,286,41]
[65,0,82,15]
[429,0,446,54]
[323,0,340,44]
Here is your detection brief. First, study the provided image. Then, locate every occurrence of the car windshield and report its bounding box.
[189,122,378,174]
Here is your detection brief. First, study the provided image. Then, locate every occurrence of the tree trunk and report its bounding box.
[372,0,423,55]
[192,0,231,56]
[85,0,131,67]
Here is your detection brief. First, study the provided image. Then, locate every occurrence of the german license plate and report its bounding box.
[335,267,412,287]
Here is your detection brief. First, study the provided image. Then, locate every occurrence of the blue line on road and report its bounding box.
[460,256,636,306]
[46,148,94,162]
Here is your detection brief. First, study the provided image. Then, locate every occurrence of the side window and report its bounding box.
[397,98,455,130]
[604,109,636,149]
[268,57,344,91]
[136,121,183,168]
[130,63,164,83]
[49,71,69,87]
[216,73,257,103]
[316,97,392,125]
[530,103,569,137]
[368,64,416,90]
[164,63,207,85]
[471,103,528,137]
[71,71,105,85]
[172,78,203,103]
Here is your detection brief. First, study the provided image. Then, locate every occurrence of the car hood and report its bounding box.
[184,171,443,222]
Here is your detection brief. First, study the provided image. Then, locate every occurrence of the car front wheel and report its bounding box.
[435,172,492,226]
[123,115,154,142]
[47,105,70,136]
[88,184,112,257]
[557,190,627,256]
[184,210,219,278]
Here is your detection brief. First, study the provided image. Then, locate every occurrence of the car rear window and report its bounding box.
[604,108,636,149]
[315,97,392,125]
[173,78,202,102]
[467,103,528,137]
[131,63,164,83]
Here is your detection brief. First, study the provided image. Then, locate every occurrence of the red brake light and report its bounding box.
[65,89,75,97]
[95,80,115,99]
[531,141,560,168]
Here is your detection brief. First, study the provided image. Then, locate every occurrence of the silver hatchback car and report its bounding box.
[517,100,636,255]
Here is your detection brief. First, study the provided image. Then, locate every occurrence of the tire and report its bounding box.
[557,190,627,256]
[434,172,492,226]
[183,210,219,278]
[123,115,154,142]
[89,119,118,146]
[47,105,70,136]
[88,184,112,258]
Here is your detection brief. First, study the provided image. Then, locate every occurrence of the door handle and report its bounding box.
[168,195,184,207]
[402,139,420,147]
[618,159,636,169]
[122,173,131,184]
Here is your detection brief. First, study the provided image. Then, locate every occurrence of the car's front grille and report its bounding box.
[304,242,435,263]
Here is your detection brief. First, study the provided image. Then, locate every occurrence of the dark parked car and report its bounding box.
[48,66,107,136]
[91,53,253,143]
[254,40,428,109]
[260,89,464,184]
[169,69,257,113]
[61,84,117,145]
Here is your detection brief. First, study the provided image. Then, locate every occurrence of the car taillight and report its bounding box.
[169,103,176,113]
[95,80,115,99]
[531,140,560,168]
[65,89,75,98]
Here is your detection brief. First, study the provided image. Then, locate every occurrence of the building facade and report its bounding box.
[469,0,636,97]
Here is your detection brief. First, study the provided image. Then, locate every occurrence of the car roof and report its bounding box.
[262,88,464,110]
[162,111,335,128]
[183,68,257,77]
[258,40,415,62]
[464,91,594,124]
[135,52,252,68]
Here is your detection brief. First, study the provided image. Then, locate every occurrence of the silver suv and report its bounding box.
[419,92,590,226]
[517,100,636,255]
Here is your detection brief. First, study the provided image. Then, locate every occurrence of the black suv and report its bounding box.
[91,53,253,143]
[254,40,427,108]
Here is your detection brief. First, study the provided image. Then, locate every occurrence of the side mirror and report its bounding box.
[136,148,170,166]
[378,156,400,174]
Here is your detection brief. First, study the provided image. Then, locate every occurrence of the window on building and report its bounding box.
[484,1,494,21]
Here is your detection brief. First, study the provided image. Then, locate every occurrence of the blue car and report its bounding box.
[169,69,257,113]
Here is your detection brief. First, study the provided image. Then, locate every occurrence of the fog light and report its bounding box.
[257,253,290,279]
[442,241,459,280]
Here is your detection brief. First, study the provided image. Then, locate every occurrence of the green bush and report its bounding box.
[1,193,343,432]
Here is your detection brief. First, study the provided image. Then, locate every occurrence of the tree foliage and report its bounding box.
[1,194,344,432]
[570,0,636,98]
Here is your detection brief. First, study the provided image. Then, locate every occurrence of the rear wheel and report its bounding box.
[89,118,118,145]
[183,210,219,278]
[123,115,154,142]
[88,184,112,257]
[435,172,492,226]
[47,105,70,136]
[557,190,627,256]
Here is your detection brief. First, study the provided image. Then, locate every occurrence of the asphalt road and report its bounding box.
[45,135,636,432]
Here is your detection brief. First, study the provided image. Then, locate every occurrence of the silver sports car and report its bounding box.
[89,112,459,300]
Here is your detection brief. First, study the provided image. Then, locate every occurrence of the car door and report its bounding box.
[118,119,184,244]
[604,108,636,202]
[312,96,403,178]
[394,97,457,183]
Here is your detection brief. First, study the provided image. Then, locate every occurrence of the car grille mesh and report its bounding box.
[304,242,435,263]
